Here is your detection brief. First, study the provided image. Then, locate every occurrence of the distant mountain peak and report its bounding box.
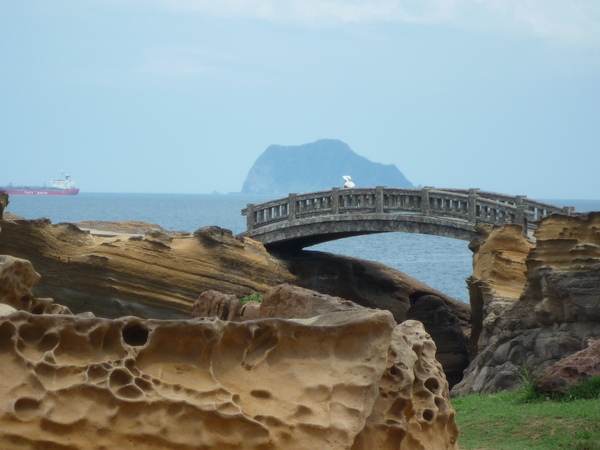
[241,140,412,195]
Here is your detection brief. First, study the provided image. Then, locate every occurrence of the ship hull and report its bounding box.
[0,188,80,196]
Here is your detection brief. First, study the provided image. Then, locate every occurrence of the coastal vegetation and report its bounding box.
[240,292,263,306]
[453,377,600,449]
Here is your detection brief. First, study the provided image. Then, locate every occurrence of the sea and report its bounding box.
[4,193,599,304]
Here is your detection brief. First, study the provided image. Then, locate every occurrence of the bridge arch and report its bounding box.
[239,187,572,251]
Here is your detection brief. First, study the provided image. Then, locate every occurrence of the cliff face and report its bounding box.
[241,139,412,195]
[453,213,600,396]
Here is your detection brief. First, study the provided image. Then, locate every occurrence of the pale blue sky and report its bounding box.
[1,1,599,198]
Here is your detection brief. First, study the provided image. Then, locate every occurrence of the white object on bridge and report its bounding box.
[343,175,355,188]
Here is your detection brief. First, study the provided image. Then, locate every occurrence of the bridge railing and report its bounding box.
[242,187,572,231]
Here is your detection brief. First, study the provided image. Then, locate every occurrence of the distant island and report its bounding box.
[241,139,413,195]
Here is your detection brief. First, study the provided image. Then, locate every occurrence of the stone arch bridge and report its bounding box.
[239,187,572,251]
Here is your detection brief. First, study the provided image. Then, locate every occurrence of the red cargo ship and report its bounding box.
[0,172,79,195]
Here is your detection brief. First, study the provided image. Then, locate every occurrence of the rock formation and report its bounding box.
[406,295,470,388]
[193,282,470,390]
[0,215,470,325]
[241,139,412,195]
[0,218,295,319]
[1,216,472,393]
[452,213,600,396]
[282,250,471,329]
[536,338,600,393]
[283,251,472,384]
[464,223,534,357]
[0,190,7,220]
[0,261,459,448]
[0,255,71,315]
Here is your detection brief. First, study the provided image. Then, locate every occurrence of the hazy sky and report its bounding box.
[1,1,599,199]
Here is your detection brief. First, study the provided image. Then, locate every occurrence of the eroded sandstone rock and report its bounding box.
[259,284,367,319]
[0,218,295,319]
[537,338,600,393]
[0,255,71,315]
[0,190,7,221]
[281,250,471,331]
[453,213,600,396]
[0,309,458,449]
[0,255,40,310]
[407,295,469,388]
[355,320,459,449]
[466,223,534,356]
[191,290,240,321]
[193,284,469,387]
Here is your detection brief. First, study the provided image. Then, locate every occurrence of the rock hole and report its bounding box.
[122,324,149,347]
[18,324,45,345]
[423,409,435,422]
[116,384,144,400]
[424,377,440,393]
[388,398,408,417]
[86,364,108,382]
[250,389,272,399]
[109,368,133,389]
[31,304,47,315]
[0,322,16,353]
[14,397,41,420]
[39,333,59,352]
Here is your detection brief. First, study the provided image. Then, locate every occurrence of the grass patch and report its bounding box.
[453,380,600,449]
[240,292,263,306]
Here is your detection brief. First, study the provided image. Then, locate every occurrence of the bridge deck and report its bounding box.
[239,187,572,249]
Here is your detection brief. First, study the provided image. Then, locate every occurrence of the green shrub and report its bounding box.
[518,364,600,402]
[557,376,600,401]
[518,365,544,402]
[241,292,263,306]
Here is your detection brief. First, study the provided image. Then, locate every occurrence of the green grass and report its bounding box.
[240,292,263,306]
[452,383,600,449]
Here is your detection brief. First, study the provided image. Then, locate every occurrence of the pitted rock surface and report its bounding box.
[407,295,469,388]
[0,310,458,449]
[537,338,600,393]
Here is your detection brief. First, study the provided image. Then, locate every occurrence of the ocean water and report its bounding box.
[4,193,599,304]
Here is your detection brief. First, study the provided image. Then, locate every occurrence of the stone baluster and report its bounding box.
[515,195,526,230]
[375,186,384,213]
[289,194,297,220]
[468,189,479,223]
[246,204,255,230]
[421,187,432,215]
[331,188,340,214]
